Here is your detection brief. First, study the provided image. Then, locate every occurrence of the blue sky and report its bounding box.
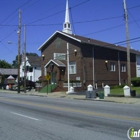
[0,0,140,64]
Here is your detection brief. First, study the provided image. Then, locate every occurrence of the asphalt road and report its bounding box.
[0,92,139,140]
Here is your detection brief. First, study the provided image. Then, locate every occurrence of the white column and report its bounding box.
[66,42,70,94]
[34,68,35,82]
[118,52,121,85]
[92,47,95,88]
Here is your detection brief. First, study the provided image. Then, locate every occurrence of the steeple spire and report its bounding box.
[63,0,72,34]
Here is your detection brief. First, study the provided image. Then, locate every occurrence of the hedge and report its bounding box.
[131,77,140,87]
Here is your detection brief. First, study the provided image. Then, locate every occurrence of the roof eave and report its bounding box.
[81,41,128,52]
[45,59,66,68]
[37,31,81,51]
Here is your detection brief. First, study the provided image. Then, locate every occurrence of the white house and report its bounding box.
[136,55,140,77]
[20,55,41,82]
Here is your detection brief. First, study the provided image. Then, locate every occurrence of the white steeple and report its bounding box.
[63,0,72,34]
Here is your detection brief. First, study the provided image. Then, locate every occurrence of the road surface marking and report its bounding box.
[11,112,40,121]
[0,98,140,123]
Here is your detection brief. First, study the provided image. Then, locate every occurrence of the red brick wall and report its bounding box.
[41,35,83,90]
[41,34,136,90]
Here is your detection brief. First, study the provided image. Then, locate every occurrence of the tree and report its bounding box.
[0,60,12,68]
[26,52,38,56]
[12,60,18,68]
[12,55,21,68]
[12,52,39,68]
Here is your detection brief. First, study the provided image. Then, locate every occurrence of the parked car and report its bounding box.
[20,80,36,90]
[11,80,35,91]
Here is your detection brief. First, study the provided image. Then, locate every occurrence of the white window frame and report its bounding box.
[69,62,76,74]
[121,64,126,72]
[110,62,116,72]
[30,76,32,81]
[54,53,66,60]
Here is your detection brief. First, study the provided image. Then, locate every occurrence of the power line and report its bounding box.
[0,0,32,24]
[0,15,123,27]
[0,42,16,56]
[70,7,76,35]
[32,36,140,56]
[71,0,90,9]
[27,0,90,25]
[22,0,41,11]
[25,0,65,23]
[0,29,17,42]
[74,16,123,24]
[83,24,124,36]
[110,36,140,46]
[1,0,140,58]
[128,10,140,30]
[83,17,140,36]
[128,4,140,10]
[1,34,139,65]
[27,9,65,25]
[23,35,140,64]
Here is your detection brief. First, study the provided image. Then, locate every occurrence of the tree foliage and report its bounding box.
[12,52,39,68]
[0,60,12,68]
[26,53,38,56]
[131,77,140,87]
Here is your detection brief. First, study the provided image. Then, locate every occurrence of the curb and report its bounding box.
[1,90,140,105]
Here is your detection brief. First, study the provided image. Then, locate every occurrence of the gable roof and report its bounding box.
[0,68,17,75]
[7,75,15,79]
[38,30,140,55]
[27,56,41,67]
[45,59,66,68]
[37,31,81,51]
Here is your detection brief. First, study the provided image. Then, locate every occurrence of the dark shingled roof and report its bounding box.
[65,33,140,55]
[0,68,18,75]
[38,30,140,55]
[65,32,140,55]
[27,56,41,67]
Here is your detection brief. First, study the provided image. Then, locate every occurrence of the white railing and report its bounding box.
[35,83,42,87]
[63,83,82,87]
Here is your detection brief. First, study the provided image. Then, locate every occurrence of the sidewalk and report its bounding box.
[1,89,140,105]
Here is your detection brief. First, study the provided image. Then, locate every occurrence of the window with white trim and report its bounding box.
[110,62,116,71]
[121,64,126,72]
[54,53,66,60]
[69,62,76,74]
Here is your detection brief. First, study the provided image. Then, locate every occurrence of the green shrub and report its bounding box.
[36,80,42,83]
[131,77,140,87]
[64,80,81,83]
[110,84,125,89]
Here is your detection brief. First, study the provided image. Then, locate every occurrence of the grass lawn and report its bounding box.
[110,86,140,96]
[39,84,57,93]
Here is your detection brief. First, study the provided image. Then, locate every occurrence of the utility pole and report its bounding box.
[17,9,21,93]
[24,24,26,93]
[123,0,131,87]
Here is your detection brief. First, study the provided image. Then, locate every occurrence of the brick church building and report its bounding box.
[38,0,140,92]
